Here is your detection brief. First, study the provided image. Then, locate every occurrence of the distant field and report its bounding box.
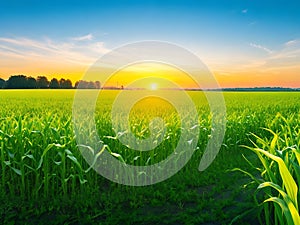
[0,90,299,224]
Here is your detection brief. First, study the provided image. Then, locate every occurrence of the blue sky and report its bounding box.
[1,0,299,46]
[0,0,300,87]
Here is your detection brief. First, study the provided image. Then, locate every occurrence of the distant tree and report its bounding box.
[59,78,72,89]
[6,75,28,89]
[75,80,100,89]
[64,79,72,89]
[79,80,87,89]
[76,80,88,89]
[36,76,49,88]
[95,81,101,89]
[59,78,66,88]
[49,78,60,89]
[74,81,79,89]
[87,81,96,89]
[0,78,5,89]
[27,77,37,88]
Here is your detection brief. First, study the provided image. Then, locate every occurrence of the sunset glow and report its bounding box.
[0,1,300,88]
[101,63,201,89]
[150,83,158,90]
[1,1,300,223]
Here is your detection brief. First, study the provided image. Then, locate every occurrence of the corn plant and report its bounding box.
[1,90,300,224]
[233,113,300,225]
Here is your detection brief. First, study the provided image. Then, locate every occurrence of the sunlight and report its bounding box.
[150,83,158,90]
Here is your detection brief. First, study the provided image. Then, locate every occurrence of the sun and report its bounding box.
[150,83,158,90]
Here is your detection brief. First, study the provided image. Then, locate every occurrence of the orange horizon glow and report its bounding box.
[1,60,300,88]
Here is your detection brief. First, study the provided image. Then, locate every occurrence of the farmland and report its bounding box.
[0,90,299,224]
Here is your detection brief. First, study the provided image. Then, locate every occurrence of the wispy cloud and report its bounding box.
[242,9,248,14]
[72,33,94,41]
[249,21,256,26]
[264,39,300,69]
[284,39,299,47]
[0,35,109,66]
[244,39,300,73]
[250,43,273,54]
[215,40,300,76]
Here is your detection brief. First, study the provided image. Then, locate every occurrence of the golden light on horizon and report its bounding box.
[4,58,300,88]
[102,62,200,89]
[150,83,158,90]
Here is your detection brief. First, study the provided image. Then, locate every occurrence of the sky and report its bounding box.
[0,0,300,88]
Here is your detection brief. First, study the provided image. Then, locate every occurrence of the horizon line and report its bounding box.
[1,75,300,90]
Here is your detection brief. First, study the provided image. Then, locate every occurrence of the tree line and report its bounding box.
[0,75,101,89]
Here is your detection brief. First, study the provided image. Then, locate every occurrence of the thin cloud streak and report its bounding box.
[285,39,298,46]
[250,43,273,54]
[212,40,300,78]
[72,34,94,41]
[0,35,109,66]
[268,39,300,60]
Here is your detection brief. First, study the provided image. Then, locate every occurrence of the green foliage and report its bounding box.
[0,90,300,224]
[235,114,300,225]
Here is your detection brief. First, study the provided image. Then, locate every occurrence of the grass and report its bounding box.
[0,90,299,224]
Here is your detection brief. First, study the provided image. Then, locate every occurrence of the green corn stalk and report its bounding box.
[234,114,300,225]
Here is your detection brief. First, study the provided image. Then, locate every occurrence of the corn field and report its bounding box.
[0,90,299,224]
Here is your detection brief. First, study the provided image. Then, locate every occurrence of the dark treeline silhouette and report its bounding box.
[0,78,6,89]
[74,80,101,89]
[0,75,101,89]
